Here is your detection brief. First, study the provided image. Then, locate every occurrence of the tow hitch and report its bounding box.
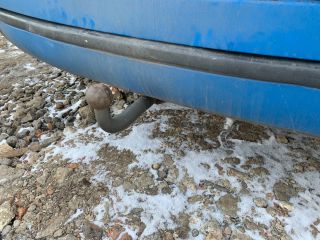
[85,84,156,133]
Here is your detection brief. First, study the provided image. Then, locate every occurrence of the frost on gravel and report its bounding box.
[41,104,320,240]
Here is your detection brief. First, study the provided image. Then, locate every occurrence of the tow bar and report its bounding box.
[86,84,156,133]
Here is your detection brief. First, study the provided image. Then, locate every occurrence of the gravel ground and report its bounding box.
[0,34,320,240]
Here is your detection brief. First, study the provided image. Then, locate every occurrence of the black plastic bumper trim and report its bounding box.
[1,8,320,89]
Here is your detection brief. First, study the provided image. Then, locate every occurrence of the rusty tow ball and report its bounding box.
[85,83,157,133]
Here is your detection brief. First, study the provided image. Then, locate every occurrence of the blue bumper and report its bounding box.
[1,10,320,136]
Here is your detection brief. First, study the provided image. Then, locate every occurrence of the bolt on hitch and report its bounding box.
[86,83,157,133]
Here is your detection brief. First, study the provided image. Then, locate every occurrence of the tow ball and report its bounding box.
[85,83,157,133]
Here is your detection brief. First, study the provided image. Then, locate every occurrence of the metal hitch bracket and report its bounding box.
[86,84,155,133]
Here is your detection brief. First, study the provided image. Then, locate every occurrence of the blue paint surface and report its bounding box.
[1,0,320,60]
[1,22,320,135]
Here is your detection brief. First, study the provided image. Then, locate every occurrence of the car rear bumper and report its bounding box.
[1,8,320,89]
[1,9,320,135]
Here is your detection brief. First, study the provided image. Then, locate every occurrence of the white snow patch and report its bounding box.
[65,209,84,225]
[23,63,36,71]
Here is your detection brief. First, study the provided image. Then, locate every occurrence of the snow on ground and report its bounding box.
[39,104,320,240]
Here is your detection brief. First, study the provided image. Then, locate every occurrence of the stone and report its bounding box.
[21,112,34,123]
[276,135,289,144]
[273,181,299,201]
[0,143,28,158]
[55,102,65,110]
[227,168,249,181]
[217,194,239,217]
[0,133,8,142]
[275,201,294,212]
[14,107,27,120]
[16,128,31,139]
[26,96,45,110]
[223,157,241,165]
[230,230,252,240]
[29,142,41,152]
[54,167,72,185]
[202,220,223,240]
[152,163,161,170]
[54,229,64,238]
[119,233,132,240]
[0,201,15,231]
[82,221,104,240]
[16,139,28,148]
[78,105,96,125]
[36,216,66,239]
[0,157,13,166]
[13,219,21,228]
[1,224,12,236]
[57,234,77,240]
[253,197,268,208]
[6,136,18,148]
[244,156,265,166]
[250,167,269,176]
[0,165,24,185]
[40,132,63,148]
[192,229,199,237]
[206,231,223,240]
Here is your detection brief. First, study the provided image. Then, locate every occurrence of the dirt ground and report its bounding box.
[0,34,320,240]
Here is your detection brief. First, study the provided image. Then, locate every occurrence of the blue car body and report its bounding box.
[1,0,320,135]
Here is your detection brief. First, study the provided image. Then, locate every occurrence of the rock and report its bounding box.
[119,233,132,240]
[192,229,199,237]
[152,163,161,170]
[0,157,13,166]
[36,216,65,239]
[26,96,44,110]
[16,128,31,139]
[107,224,125,240]
[157,169,168,180]
[14,107,27,120]
[0,133,9,142]
[13,219,21,228]
[6,136,18,148]
[276,135,289,144]
[54,167,72,185]
[275,201,294,213]
[54,229,64,238]
[250,167,269,176]
[1,224,12,236]
[78,105,96,125]
[55,102,65,110]
[217,194,239,217]
[17,207,27,220]
[243,218,258,230]
[273,180,299,201]
[0,201,15,231]
[0,165,24,185]
[82,221,104,240]
[29,142,41,152]
[244,156,265,166]
[230,230,252,240]
[253,197,268,208]
[0,143,28,158]
[16,139,28,148]
[223,157,241,165]
[202,220,223,240]
[57,234,77,240]
[32,119,42,130]
[227,168,249,181]
[36,169,50,185]
[206,231,223,240]
[40,132,62,148]
[21,112,34,123]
